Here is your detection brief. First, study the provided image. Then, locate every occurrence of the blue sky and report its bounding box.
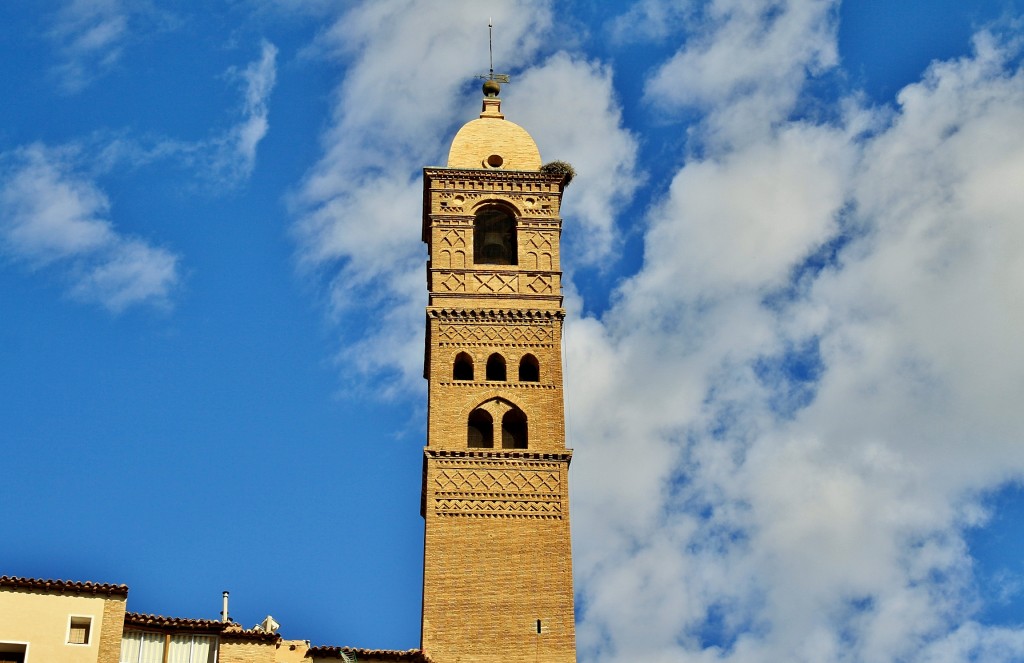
[2,1,1024,661]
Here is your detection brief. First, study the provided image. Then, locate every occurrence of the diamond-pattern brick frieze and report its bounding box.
[434,468,560,494]
[525,234,553,251]
[440,229,467,248]
[473,273,518,294]
[524,274,552,294]
[437,323,553,345]
[439,273,465,292]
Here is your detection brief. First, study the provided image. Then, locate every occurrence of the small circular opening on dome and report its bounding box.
[485,154,504,168]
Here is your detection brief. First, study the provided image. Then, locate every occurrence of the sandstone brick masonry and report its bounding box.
[98,596,126,663]
[420,94,576,662]
[218,639,277,663]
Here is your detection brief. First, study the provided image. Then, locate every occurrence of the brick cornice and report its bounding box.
[424,448,573,462]
[423,167,563,185]
[427,307,564,321]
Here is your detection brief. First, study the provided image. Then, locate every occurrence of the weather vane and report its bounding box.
[476,18,510,96]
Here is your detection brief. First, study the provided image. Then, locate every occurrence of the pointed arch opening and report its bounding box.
[474,206,517,266]
[501,408,528,449]
[467,398,528,450]
[453,352,474,381]
[518,354,540,382]
[467,409,494,448]
[486,353,507,381]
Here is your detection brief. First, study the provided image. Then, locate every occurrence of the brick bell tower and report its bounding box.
[419,79,576,663]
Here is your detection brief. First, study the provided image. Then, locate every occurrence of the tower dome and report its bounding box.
[446,95,542,170]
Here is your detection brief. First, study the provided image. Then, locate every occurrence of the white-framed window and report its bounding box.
[168,635,216,663]
[67,615,93,645]
[0,642,28,663]
[120,631,216,663]
[120,631,164,663]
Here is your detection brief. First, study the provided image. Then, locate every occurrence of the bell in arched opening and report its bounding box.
[474,206,517,266]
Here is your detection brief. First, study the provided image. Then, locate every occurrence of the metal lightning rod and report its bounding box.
[477,18,510,90]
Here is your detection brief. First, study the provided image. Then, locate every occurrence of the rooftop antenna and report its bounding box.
[476,18,510,97]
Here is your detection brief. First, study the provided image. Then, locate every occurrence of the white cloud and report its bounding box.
[513,53,640,264]
[607,0,695,44]
[0,37,274,311]
[632,122,853,297]
[92,42,279,189]
[212,40,279,183]
[48,0,128,92]
[644,0,840,145]
[0,144,179,311]
[568,18,1024,663]
[292,0,638,388]
[46,0,181,93]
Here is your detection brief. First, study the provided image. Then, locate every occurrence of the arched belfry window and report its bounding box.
[518,354,540,382]
[468,409,494,448]
[502,408,528,449]
[486,353,506,381]
[467,398,527,450]
[474,206,517,266]
[453,352,474,381]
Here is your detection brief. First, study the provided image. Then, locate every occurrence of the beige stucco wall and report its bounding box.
[0,589,121,663]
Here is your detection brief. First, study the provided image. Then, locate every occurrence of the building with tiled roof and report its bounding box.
[0,576,424,663]
[0,576,126,663]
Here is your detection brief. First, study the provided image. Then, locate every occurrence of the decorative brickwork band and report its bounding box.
[434,497,561,518]
[437,322,553,344]
[433,192,562,217]
[431,271,559,296]
[435,468,560,493]
[473,272,518,293]
[427,307,565,321]
[424,449,573,461]
[427,454,568,519]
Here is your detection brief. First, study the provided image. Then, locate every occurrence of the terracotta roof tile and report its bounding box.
[307,646,432,662]
[123,613,280,642]
[0,576,128,597]
[125,613,224,631]
[220,623,281,643]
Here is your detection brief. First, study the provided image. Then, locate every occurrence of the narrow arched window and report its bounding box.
[468,409,494,448]
[474,206,517,265]
[486,353,506,381]
[518,354,539,382]
[502,409,528,449]
[453,352,474,381]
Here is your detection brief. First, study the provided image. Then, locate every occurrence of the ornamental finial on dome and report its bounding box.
[476,19,509,98]
[482,78,501,98]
